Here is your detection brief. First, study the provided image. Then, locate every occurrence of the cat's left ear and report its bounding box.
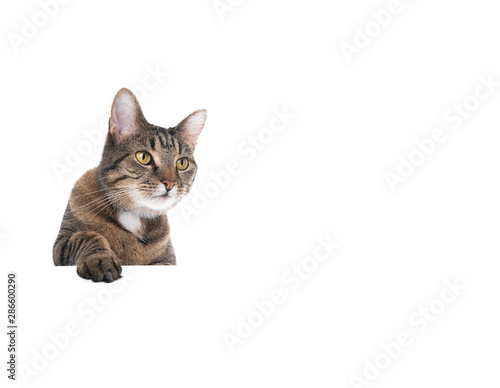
[175,109,207,147]
[109,88,146,142]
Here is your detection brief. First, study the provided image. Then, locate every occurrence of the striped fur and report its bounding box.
[53,88,206,282]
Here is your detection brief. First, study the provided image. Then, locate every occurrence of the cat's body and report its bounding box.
[53,88,206,282]
[54,167,175,266]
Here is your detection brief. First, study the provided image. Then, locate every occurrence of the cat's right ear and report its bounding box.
[109,88,145,142]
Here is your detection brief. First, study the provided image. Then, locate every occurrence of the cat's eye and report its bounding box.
[136,151,152,165]
[176,157,189,171]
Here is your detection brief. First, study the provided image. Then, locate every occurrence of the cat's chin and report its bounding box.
[133,194,179,217]
[124,186,180,217]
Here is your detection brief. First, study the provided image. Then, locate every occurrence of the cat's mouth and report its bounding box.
[153,186,178,200]
[152,191,177,204]
[134,186,178,212]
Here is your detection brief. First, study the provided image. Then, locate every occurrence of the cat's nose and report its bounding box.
[162,180,176,192]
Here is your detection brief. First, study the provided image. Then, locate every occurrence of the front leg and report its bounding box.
[53,231,122,282]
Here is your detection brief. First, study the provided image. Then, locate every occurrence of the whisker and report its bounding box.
[71,189,130,212]
[70,185,132,199]
[78,190,132,222]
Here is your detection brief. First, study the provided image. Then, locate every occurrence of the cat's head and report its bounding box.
[97,88,206,217]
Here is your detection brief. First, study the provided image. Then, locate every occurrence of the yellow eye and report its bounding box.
[176,157,189,171]
[136,151,152,165]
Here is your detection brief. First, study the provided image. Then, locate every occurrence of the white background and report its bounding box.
[1,0,500,387]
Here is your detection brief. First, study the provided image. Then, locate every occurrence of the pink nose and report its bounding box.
[162,180,176,191]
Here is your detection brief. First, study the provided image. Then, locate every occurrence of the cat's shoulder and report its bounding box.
[69,168,100,209]
[72,168,99,194]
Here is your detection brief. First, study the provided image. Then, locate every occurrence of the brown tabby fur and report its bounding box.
[53,88,206,282]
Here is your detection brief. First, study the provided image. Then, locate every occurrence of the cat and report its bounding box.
[53,88,207,282]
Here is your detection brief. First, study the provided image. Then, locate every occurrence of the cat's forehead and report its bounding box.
[133,124,193,156]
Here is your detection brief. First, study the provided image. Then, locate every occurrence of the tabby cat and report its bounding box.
[53,88,207,282]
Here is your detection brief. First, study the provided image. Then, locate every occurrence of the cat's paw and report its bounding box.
[77,253,122,283]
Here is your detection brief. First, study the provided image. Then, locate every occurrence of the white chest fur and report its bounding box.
[118,210,144,237]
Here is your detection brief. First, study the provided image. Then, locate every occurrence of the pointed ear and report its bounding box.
[175,109,207,147]
[109,88,145,141]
